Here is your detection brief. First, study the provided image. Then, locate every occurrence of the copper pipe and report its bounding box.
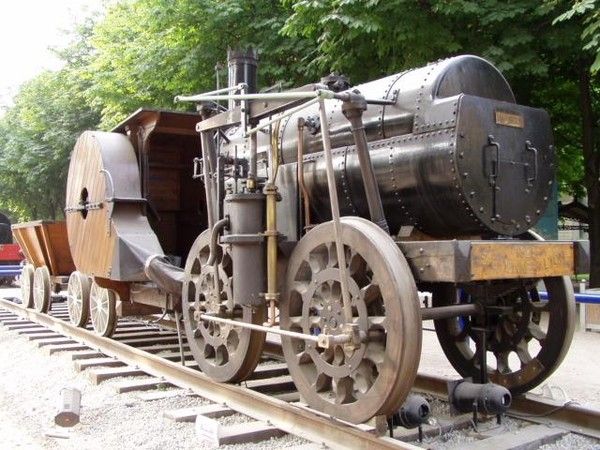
[297,118,311,229]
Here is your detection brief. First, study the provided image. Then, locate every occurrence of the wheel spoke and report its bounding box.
[495,351,511,374]
[515,340,533,365]
[528,322,546,341]
[360,284,380,305]
[333,377,355,404]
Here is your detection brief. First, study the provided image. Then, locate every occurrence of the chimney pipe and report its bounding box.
[227,48,258,110]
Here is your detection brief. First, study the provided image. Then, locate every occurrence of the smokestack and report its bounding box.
[227,48,258,110]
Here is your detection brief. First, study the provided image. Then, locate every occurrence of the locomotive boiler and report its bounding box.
[60,50,587,424]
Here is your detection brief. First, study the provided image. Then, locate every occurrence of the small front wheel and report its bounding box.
[20,264,34,308]
[33,266,51,313]
[67,272,92,327]
[89,282,117,337]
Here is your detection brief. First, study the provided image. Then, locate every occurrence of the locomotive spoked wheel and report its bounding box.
[67,271,91,327]
[182,230,266,383]
[33,266,51,313]
[89,282,117,337]
[20,264,34,308]
[432,276,575,395]
[280,217,422,423]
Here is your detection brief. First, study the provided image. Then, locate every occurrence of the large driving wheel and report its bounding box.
[67,272,91,327]
[20,264,34,308]
[432,276,575,395]
[89,282,117,337]
[182,230,266,382]
[33,266,51,313]
[280,217,422,423]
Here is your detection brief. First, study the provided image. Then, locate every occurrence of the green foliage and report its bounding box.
[0,69,101,220]
[87,0,308,128]
[554,0,600,72]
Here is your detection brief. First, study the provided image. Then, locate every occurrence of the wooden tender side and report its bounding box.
[12,220,75,276]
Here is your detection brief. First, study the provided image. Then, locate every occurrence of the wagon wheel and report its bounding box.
[33,266,51,313]
[67,272,91,327]
[20,264,34,308]
[432,276,575,395]
[89,282,117,337]
[280,217,422,423]
[182,230,266,382]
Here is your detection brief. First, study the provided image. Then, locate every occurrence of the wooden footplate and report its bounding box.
[397,240,590,282]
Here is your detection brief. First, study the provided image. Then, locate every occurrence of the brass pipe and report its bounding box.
[265,183,279,322]
[297,118,311,229]
[264,120,281,325]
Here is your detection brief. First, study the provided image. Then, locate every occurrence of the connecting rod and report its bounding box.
[317,99,354,331]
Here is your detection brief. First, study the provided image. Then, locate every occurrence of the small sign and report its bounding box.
[195,414,222,446]
[495,110,524,128]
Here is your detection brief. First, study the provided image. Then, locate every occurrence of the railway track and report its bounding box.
[1,295,599,449]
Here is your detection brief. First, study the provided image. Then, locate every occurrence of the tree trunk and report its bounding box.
[579,60,600,286]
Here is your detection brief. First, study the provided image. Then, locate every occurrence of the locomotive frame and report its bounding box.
[20,50,591,424]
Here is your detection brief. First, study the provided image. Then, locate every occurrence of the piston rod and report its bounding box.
[198,313,354,348]
[420,303,482,321]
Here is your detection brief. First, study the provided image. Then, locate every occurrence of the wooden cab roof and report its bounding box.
[111,108,200,137]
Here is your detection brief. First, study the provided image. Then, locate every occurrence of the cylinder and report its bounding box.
[222,55,555,237]
[449,379,512,415]
[393,394,431,429]
[55,387,81,427]
[222,193,265,306]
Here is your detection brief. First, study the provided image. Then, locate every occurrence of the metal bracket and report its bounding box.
[193,157,204,180]
[484,135,500,187]
[525,140,538,185]
[64,202,103,214]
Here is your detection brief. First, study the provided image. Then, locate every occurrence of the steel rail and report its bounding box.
[4,298,599,443]
[0,298,418,450]
[413,374,600,439]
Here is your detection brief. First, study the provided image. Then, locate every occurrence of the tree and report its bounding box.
[0,69,101,220]
[87,0,309,129]
[552,0,600,285]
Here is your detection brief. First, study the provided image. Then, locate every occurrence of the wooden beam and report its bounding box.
[164,404,235,422]
[466,424,567,450]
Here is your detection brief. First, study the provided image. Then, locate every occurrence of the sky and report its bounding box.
[0,0,104,109]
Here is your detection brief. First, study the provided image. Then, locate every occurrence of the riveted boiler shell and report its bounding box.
[66,131,163,281]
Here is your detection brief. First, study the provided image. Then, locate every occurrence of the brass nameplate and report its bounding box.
[495,110,524,128]
[470,242,574,280]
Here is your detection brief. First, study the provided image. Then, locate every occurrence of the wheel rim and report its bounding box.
[90,283,116,336]
[432,276,575,394]
[182,231,266,382]
[33,266,50,312]
[280,217,421,423]
[67,272,90,327]
[20,265,33,308]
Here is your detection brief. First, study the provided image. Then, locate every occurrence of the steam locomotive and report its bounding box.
[57,51,586,423]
